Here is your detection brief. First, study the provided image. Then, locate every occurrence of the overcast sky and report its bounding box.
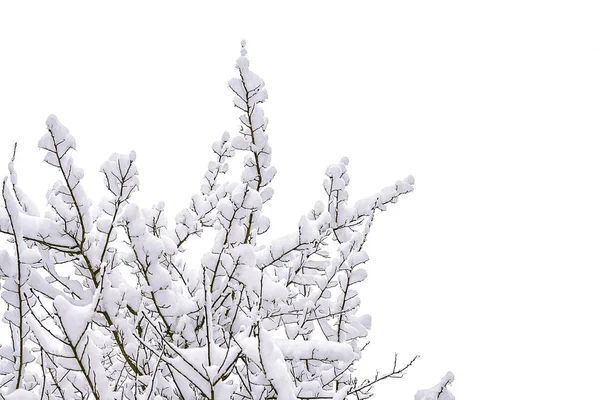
[1,1,599,399]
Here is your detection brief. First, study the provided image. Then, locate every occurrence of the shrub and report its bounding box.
[0,41,453,400]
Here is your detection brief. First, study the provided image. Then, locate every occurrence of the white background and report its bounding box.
[1,1,599,398]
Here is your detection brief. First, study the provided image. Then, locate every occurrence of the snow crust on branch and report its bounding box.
[0,41,454,400]
[415,372,456,400]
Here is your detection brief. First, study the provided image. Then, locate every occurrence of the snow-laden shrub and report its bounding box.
[0,41,454,400]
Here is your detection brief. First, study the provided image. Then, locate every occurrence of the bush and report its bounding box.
[0,41,453,400]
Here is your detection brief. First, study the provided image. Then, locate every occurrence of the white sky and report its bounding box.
[1,1,599,399]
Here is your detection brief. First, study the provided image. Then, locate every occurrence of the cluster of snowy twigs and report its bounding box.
[0,42,453,400]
